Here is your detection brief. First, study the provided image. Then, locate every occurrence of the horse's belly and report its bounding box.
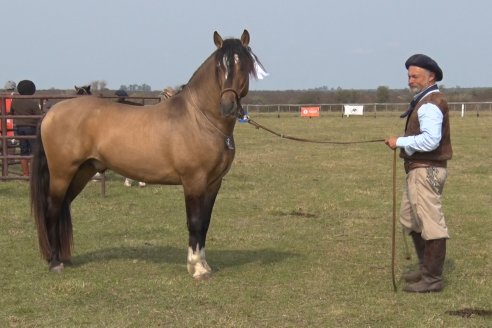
[109,160,182,185]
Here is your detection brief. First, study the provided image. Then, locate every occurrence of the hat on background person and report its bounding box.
[115,89,129,98]
[405,54,443,81]
[4,80,16,91]
[17,80,36,95]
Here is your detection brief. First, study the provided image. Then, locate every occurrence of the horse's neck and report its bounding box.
[187,60,221,106]
[186,62,220,113]
[184,56,238,135]
[185,84,236,136]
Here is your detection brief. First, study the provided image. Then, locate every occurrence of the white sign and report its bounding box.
[343,105,364,117]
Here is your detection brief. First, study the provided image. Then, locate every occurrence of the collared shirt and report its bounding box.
[396,91,443,156]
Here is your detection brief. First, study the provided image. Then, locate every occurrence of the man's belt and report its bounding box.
[404,160,447,174]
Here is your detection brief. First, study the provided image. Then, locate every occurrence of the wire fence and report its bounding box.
[244,102,492,117]
[2,95,492,182]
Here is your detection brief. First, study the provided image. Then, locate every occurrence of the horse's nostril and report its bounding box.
[220,101,237,117]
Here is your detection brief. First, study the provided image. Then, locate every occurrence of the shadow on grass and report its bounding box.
[72,245,299,271]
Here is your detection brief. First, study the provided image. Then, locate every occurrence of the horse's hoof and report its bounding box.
[61,259,73,266]
[49,262,64,273]
[193,271,212,281]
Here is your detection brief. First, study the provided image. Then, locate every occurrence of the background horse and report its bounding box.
[75,85,91,95]
[30,30,261,279]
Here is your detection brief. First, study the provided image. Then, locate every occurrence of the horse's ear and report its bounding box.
[240,29,250,47]
[213,31,223,48]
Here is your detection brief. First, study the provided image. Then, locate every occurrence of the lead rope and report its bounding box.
[247,118,384,144]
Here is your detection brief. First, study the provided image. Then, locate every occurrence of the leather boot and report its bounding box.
[404,238,446,293]
[20,159,30,176]
[404,231,425,282]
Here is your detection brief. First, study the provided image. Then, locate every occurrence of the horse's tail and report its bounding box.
[30,128,73,262]
[30,128,51,261]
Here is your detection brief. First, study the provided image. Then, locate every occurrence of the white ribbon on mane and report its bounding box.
[248,47,269,80]
[254,61,269,80]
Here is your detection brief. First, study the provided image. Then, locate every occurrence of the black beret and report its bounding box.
[405,54,443,81]
[17,79,36,95]
[115,89,128,97]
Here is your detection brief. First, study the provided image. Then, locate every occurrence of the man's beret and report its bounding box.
[17,80,36,95]
[405,54,443,81]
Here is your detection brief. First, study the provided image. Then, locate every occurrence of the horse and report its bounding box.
[74,85,91,95]
[30,30,262,279]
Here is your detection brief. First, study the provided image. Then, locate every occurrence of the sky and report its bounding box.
[2,0,492,91]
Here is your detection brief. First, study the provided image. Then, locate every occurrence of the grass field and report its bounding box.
[1,112,491,327]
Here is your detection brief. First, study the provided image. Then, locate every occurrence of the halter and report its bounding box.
[220,87,245,118]
[220,87,239,100]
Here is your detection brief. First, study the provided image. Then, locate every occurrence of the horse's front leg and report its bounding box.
[184,180,222,280]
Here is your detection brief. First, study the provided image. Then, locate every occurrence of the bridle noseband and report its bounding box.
[220,87,245,118]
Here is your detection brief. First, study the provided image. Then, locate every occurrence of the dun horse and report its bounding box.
[30,30,263,279]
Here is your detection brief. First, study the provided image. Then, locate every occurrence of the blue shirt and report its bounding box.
[396,91,443,156]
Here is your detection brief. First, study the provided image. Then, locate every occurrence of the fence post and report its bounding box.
[1,97,7,178]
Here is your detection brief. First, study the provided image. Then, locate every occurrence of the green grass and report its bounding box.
[1,112,491,327]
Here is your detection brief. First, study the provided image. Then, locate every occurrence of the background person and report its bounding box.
[10,79,43,176]
[385,54,452,293]
[1,81,17,158]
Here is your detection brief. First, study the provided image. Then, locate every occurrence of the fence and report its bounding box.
[244,102,492,117]
[2,95,492,183]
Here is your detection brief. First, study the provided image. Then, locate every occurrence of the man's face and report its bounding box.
[407,66,435,94]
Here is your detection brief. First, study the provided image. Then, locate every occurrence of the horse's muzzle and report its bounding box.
[220,88,243,118]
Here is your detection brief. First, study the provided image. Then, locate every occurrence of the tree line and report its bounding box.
[243,86,492,104]
[23,83,492,105]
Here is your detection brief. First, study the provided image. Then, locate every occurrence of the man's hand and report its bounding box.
[385,137,398,150]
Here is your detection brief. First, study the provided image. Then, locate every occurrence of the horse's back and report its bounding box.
[40,94,233,185]
[44,97,155,135]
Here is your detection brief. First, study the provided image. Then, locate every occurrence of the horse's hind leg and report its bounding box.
[45,191,69,272]
[45,164,92,272]
[66,161,100,201]
[43,162,99,272]
[55,163,100,266]
[184,179,222,280]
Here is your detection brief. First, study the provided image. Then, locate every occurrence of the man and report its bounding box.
[385,54,452,293]
[10,80,43,176]
[1,81,16,152]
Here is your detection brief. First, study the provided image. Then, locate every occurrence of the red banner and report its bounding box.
[300,106,320,117]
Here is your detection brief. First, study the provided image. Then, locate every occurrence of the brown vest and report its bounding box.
[11,98,43,127]
[400,92,452,168]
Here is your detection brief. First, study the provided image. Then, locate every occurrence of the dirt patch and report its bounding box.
[446,308,492,318]
[271,208,318,218]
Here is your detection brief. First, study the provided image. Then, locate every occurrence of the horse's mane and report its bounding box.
[187,37,261,84]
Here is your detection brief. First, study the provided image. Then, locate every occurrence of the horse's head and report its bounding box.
[75,85,91,95]
[213,30,262,118]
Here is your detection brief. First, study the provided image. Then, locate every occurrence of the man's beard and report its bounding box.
[409,85,422,95]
